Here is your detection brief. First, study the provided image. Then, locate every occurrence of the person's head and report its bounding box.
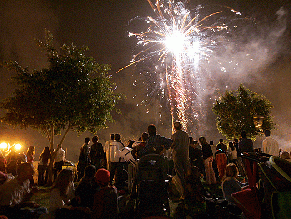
[264,130,271,137]
[27,146,35,154]
[148,124,157,135]
[17,162,35,182]
[92,135,99,143]
[280,151,290,160]
[189,137,193,144]
[199,136,206,145]
[84,165,96,178]
[174,121,182,131]
[44,146,50,153]
[54,169,74,196]
[241,131,247,138]
[95,168,110,187]
[225,163,239,178]
[141,132,149,142]
[110,134,115,140]
[114,133,121,142]
[234,139,238,143]
[219,139,223,143]
[85,137,90,144]
[229,142,234,150]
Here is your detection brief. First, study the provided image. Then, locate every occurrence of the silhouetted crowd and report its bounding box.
[0,126,291,219]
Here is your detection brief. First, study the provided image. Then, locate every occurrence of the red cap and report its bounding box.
[95,168,110,184]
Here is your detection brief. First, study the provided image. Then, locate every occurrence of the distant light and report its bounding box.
[15,144,22,151]
[0,142,7,150]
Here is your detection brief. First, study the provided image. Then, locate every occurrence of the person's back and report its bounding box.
[238,131,254,153]
[139,124,172,157]
[262,130,279,156]
[171,129,189,159]
[92,168,118,219]
[75,165,98,209]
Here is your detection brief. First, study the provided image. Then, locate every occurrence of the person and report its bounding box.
[221,163,246,216]
[26,146,35,185]
[38,146,51,186]
[262,130,279,156]
[77,137,91,180]
[75,165,98,209]
[53,144,66,181]
[139,124,172,157]
[221,163,246,204]
[238,131,254,153]
[92,168,118,219]
[189,138,204,177]
[280,151,291,162]
[132,132,148,159]
[48,169,77,219]
[90,136,106,171]
[104,134,115,170]
[199,136,216,185]
[26,146,35,164]
[105,134,124,188]
[216,139,227,153]
[228,142,238,165]
[215,148,227,181]
[171,121,191,199]
[0,163,47,218]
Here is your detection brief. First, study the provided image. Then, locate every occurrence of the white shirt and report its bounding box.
[105,140,124,162]
[55,148,65,162]
[262,136,279,156]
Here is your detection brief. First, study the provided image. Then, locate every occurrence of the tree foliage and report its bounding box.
[1,30,122,149]
[212,84,274,140]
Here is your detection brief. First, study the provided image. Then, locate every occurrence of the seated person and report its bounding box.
[92,168,118,219]
[0,163,47,218]
[221,163,246,204]
[74,165,99,209]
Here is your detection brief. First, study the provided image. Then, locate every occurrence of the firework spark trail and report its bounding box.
[122,0,242,134]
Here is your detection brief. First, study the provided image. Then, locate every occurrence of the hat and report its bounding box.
[95,168,110,184]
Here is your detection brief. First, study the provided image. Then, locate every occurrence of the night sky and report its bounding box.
[0,0,291,162]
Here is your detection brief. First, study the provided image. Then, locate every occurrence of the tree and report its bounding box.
[212,84,274,140]
[1,31,121,183]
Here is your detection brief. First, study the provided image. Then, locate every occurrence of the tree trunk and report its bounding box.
[47,125,55,185]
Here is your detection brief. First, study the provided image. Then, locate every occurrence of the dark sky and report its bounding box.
[0,0,291,161]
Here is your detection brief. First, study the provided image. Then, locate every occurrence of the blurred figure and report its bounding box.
[92,168,118,219]
[238,131,254,153]
[199,136,216,185]
[90,136,106,171]
[38,147,51,186]
[171,121,191,199]
[262,130,279,156]
[53,144,66,181]
[216,139,227,153]
[26,146,35,164]
[75,165,98,209]
[104,134,115,170]
[280,151,291,162]
[0,163,47,218]
[49,169,75,218]
[77,137,91,180]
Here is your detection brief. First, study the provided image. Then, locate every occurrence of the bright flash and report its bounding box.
[165,30,187,54]
[0,142,7,150]
[14,144,22,151]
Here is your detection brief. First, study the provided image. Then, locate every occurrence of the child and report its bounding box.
[92,168,118,219]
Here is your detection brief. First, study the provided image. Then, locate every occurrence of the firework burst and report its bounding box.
[122,0,242,134]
